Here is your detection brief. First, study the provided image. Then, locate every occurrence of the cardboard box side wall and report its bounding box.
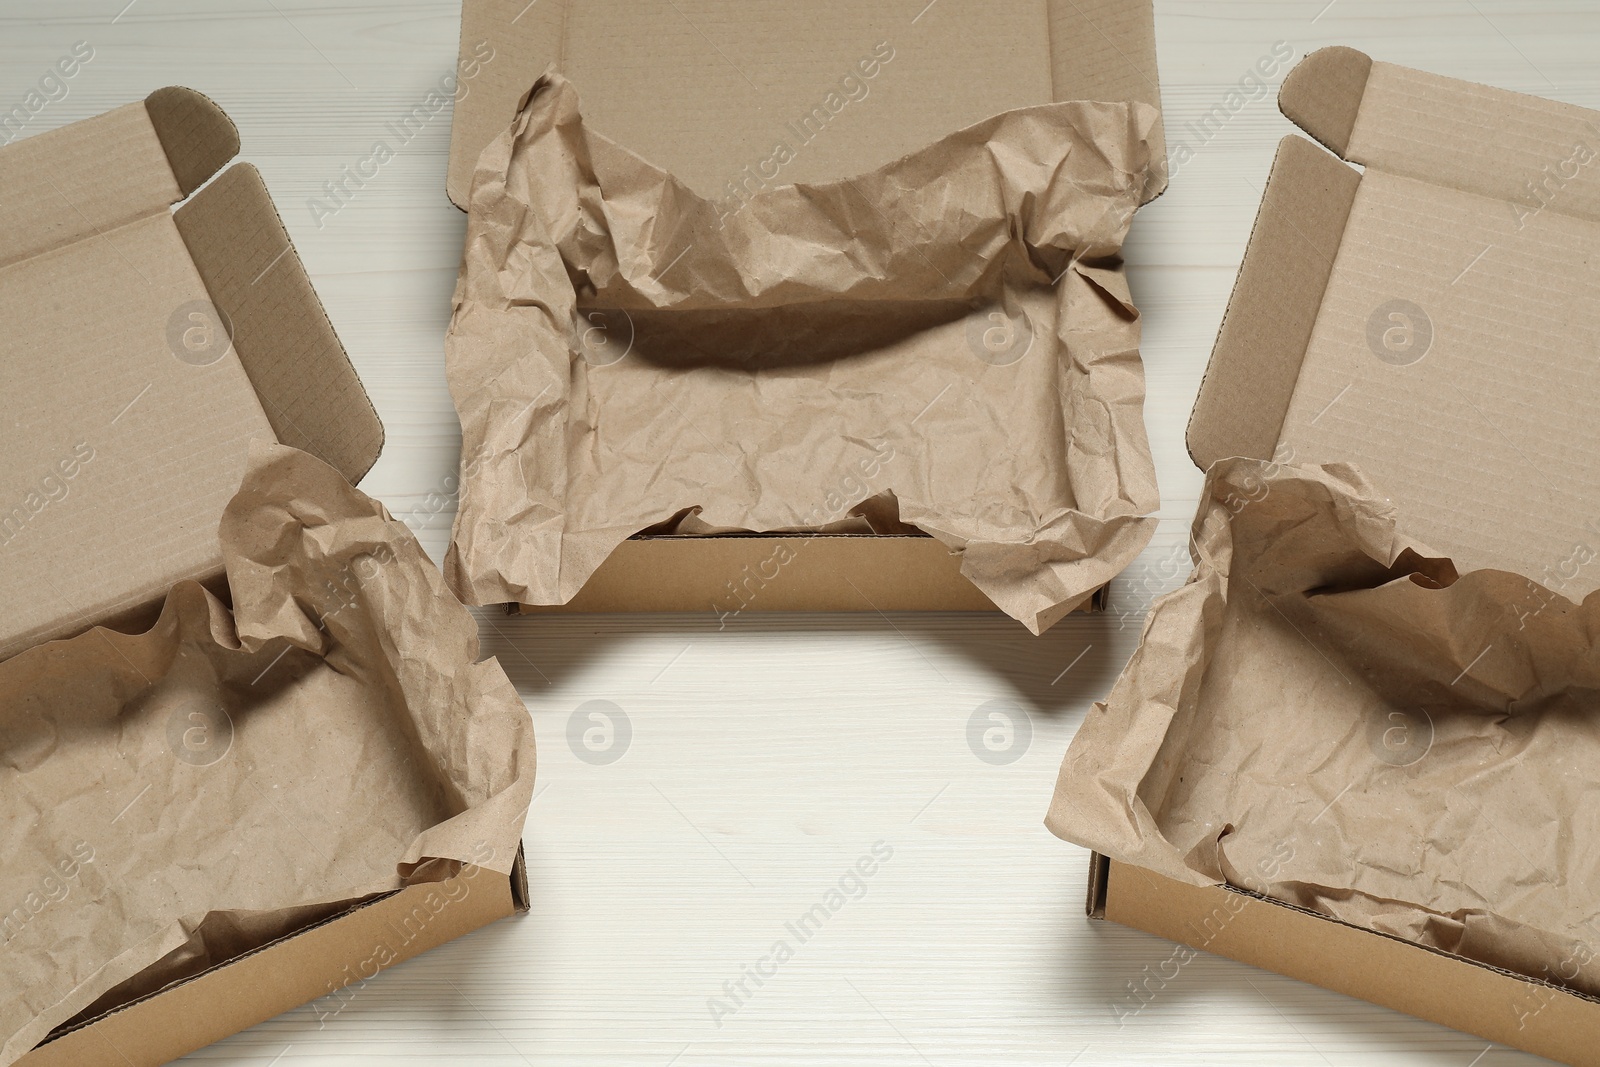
[17,850,529,1067]
[515,535,1111,615]
[1096,857,1600,1067]
[1186,133,1358,468]
[176,161,384,486]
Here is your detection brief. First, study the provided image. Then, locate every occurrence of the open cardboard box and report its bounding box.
[1067,47,1600,1066]
[2,89,529,1066]
[444,0,1166,621]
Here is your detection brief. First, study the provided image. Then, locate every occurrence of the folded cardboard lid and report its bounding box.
[446,0,1165,209]
[0,87,383,660]
[1189,47,1600,595]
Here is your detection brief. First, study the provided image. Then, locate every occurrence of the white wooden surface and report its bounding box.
[5,2,1596,1064]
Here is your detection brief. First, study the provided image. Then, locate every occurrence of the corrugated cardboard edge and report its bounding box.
[171,137,384,484]
[1184,132,1361,468]
[1086,851,1111,919]
[17,847,529,1067]
[444,0,1167,208]
[513,536,1110,615]
[1097,859,1600,1067]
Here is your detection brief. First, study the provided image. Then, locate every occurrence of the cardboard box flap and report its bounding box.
[0,88,238,273]
[174,164,384,483]
[1191,48,1600,594]
[1046,0,1164,168]
[1285,46,1600,221]
[1,88,380,664]
[0,83,377,485]
[143,85,241,198]
[1276,44,1371,158]
[446,0,1165,209]
[1186,134,1360,468]
[1,112,164,271]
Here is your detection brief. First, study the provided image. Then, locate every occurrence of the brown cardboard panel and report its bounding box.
[1191,49,1600,596]
[0,102,180,270]
[0,207,275,662]
[1291,51,1600,219]
[1046,0,1164,172]
[1280,167,1600,591]
[517,535,1006,616]
[175,164,384,484]
[0,88,382,660]
[1103,859,1600,1067]
[1186,135,1360,468]
[17,854,526,1067]
[447,0,1165,208]
[560,2,1049,196]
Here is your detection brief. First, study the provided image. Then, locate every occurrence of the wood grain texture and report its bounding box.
[4,2,1597,1064]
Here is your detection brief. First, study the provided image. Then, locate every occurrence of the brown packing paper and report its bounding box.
[1048,458,1600,997]
[0,443,536,1066]
[444,72,1161,634]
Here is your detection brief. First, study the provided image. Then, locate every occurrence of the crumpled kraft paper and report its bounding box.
[444,71,1161,633]
[1048,457,1600,996]
[0,442,536,1065]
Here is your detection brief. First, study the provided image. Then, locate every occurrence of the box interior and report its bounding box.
[442,0,1165,619]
